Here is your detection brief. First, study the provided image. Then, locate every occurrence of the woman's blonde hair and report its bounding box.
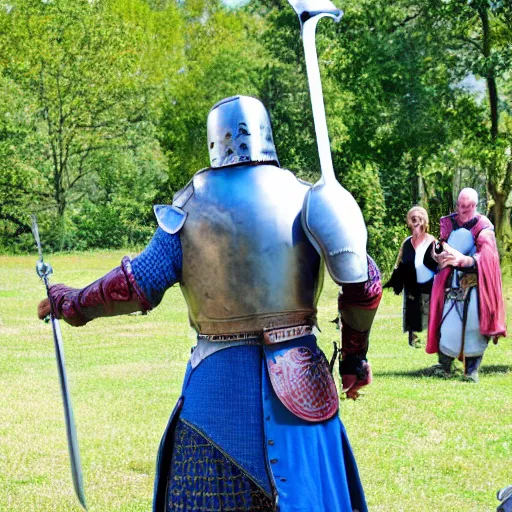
[406,206,429,233]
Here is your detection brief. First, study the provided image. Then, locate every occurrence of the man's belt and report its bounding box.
[263,324,314,344]
[445,272,478,301]
[197,324,314,345]
[196,332,262,343]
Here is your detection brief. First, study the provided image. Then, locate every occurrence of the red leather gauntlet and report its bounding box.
[337,257,382,398]
[338,268,382,357]
[46,257,152,327]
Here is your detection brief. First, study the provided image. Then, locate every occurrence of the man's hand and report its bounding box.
[37,298,51,320]
[434,243,473,269]
[36,284,86,327]
[342,361,372,400]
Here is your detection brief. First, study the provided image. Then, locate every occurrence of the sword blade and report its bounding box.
[302,17,335,183]
[31,214,87,510]
[30,214,44,262]
[50,315,87,510]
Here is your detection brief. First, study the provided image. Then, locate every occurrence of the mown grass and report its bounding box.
[0,251,510,511]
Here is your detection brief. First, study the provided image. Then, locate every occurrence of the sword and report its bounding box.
[287,0,343,184]
[30,215,87,510]
[287,0,369,284]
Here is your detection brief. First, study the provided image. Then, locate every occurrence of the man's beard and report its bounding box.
[458,210,476,223]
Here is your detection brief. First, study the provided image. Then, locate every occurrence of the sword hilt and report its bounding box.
[36,259,53,279]
[287,0,343,30]
[31,215,54,281]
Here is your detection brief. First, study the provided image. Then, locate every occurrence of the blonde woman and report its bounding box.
[386,206,436,347]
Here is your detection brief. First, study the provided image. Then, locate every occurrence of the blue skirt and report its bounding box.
[153,336,367,512]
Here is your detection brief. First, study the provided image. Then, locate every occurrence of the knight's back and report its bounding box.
[176,164,322,335]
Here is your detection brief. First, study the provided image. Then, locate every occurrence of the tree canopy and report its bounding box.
[1,0,510,272]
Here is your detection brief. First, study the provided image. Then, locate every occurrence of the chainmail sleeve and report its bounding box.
[130,227,183,308]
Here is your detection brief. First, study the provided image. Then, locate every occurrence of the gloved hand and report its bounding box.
[37,284,87,327]
[37,298,51,320]
[36,258,151,327]
[340,357,372,400]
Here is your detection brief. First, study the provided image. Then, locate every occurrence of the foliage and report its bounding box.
[340,161,393,272]
[157,1,266,200]
[0,0,181,250]
[67,141,167,250]
[248,4,319,179]
[0,75,46,252]
[0,0,511,260]
[412,0,512,237]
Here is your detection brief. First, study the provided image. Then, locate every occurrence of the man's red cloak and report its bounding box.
[426,214,507,354]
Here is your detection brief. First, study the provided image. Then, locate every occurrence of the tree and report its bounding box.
[247,0,458,270]
[157,0,268,200]
[0,74,47,251]
[0,0,183,248]
[411,0,512,240]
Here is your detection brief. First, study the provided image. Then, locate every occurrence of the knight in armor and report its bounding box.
[38,95,382,511]
[426,188,506,382]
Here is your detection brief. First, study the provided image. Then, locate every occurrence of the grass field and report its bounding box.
[0,251,511,511]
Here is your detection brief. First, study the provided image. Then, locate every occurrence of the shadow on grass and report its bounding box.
[374,364,511,379]
[373,369,437,378]
[480,365,511,375]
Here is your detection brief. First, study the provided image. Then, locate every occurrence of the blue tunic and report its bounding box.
[131,228,367,512]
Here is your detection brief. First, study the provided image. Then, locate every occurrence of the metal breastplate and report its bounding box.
[174,165,323,334]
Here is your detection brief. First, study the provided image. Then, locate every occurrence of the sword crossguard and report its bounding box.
[287,0,343,29]
[299,8,343,26]
[36,260,53,279]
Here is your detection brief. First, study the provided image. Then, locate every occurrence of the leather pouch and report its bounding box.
[265,343,339,423]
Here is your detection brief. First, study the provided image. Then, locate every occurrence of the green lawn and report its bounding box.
[0,251,510,511]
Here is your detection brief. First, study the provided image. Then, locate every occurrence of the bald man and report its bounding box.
[426,188,506,382]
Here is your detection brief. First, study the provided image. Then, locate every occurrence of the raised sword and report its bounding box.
[287,0,369,284]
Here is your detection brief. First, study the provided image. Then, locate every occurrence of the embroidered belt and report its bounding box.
[197,332,262,342]
[197,324,314,345]
[460,272,478,290]
[445,288,465,301]
[263,324,314,345]
[198,326,337,423]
